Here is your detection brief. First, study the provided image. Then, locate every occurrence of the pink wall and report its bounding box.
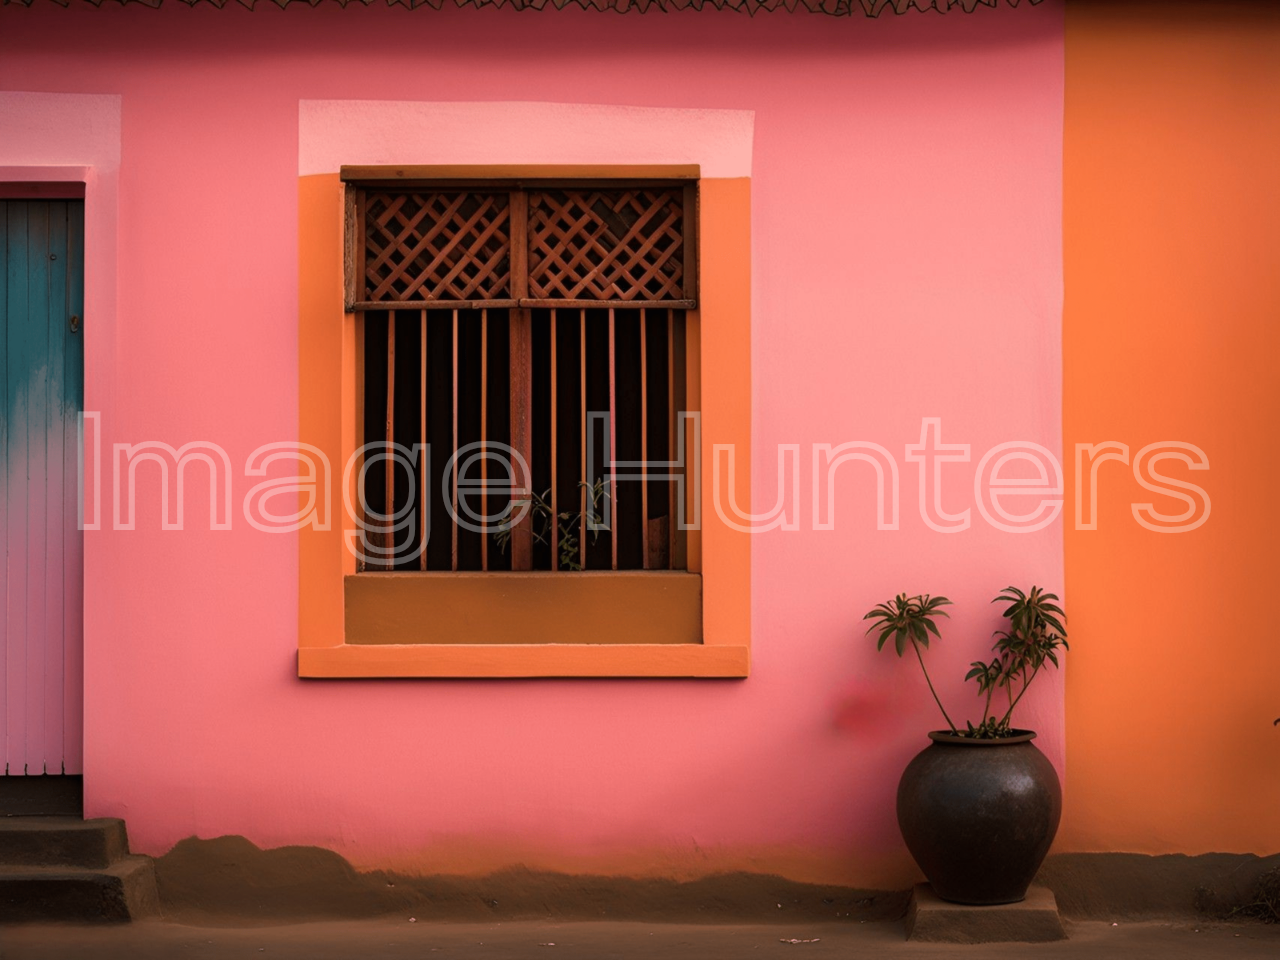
[0,5,1062,886]
[0,92,121,778]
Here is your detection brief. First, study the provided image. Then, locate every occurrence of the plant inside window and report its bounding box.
[493,478,606,572]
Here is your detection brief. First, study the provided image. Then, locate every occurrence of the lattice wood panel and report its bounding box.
[364,191,511,303]
[527,189,685,302]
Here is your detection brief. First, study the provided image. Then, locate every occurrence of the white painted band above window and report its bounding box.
[298,100,754,179]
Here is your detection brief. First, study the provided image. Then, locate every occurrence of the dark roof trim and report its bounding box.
[12,0,1045,15]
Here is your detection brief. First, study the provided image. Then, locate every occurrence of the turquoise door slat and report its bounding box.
[2,200,85,776]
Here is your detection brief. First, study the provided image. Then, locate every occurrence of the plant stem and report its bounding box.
[911,639,958,734]
[998,664,1040,729]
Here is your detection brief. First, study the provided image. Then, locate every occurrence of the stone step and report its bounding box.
[0,856,159,923]
[905,883,1067,943]
[0,817,129,868]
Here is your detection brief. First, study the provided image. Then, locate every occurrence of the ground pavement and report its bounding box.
[3,918,1280,960]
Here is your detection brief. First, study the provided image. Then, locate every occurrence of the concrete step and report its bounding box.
[905,883,1067,943]
[0,856,159,923]
[0,817,129,868]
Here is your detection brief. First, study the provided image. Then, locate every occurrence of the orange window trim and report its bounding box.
[297,171,751,678]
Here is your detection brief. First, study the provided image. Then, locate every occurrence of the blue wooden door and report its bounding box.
[2,200,84,776]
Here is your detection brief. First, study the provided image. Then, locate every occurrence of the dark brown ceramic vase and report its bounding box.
[896,730,1061,905]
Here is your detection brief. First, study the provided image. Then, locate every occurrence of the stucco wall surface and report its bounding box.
[1062,0,1280,857]
[0,4,1063,887]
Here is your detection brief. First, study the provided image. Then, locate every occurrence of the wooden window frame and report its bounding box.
[348,175,696,575]
[298,165,750,678]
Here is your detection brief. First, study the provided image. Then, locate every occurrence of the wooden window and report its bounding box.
[299,165,749,676]
[346,179,698,577]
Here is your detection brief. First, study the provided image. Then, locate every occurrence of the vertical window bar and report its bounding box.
[510,190,533,573]
[481,307,488,572]
[354,314,366,572]
[550,308,559,571]
[419,310,427,571]
[579,308,587,570]
[451,308,459,572]
[509,308,533,570]
[640,308,649,570]
[667,308,676,570]
[609,307,618,572]
[671,308,688,571]
[385,311,396,568]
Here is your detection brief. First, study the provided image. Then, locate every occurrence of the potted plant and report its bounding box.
[863,586,1068,905]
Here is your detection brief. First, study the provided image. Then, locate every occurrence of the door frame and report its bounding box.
[1,184,90,813]
[1,151,119,813]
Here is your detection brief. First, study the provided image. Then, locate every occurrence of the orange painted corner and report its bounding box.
[1062,1,1280,855]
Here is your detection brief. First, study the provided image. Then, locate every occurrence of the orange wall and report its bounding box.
[1063,0,1280,854]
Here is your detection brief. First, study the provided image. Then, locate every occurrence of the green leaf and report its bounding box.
[923,598,952,617]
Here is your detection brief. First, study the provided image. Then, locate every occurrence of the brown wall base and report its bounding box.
[153,836,905,925]
[152,837,1280,925]
[1039,852,1280,921]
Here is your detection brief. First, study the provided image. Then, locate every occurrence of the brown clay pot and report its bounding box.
[896,730,1061,905]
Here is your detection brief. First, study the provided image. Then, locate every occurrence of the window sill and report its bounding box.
[297,643,750,678]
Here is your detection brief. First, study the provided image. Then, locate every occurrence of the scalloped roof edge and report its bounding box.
[7,0,1046,17]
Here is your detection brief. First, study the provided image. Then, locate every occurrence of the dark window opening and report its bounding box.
[362,306,688,572]
[352,179,696,574]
